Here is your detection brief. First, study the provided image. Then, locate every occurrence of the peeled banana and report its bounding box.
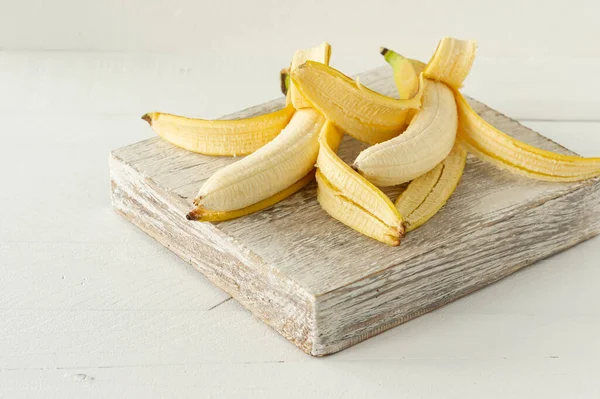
[353,79,458,186]
[291,61,423,144]
[187,170,315,222]
[190,109,324,214]
[396,143,467,231]
[316,121,404,245]
[142,104,294,156]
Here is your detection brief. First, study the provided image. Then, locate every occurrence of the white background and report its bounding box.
[1,0,599,397]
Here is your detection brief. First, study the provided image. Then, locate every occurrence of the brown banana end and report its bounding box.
[398,223,407,239]
[186,208,203,221]
[141,113,153,125]
[380,47,389,56]
[280,68,290,96]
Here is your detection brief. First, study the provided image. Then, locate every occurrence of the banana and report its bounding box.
[289,42,331,109]
[353,79,458,186]
[315,121,404,245]
[423,37,478,89]
[189,109,324,215]
[424,37,600,181]
[396,143,467,231]
[187,170,315,222]
[291,61,423,144]
[142,104,294,156]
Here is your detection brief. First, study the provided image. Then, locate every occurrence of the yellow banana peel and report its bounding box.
[316,121,404,245]
[291,61,423,144]
[142,104,294,156]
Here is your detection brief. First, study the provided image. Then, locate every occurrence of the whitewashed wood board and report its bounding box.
[110,66,600,356]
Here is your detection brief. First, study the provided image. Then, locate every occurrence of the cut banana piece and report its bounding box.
[396,143,467,231]
[353,79,458,186]
[456,93,600,181]
[291,61,423,144]
[316,121,404,245]
[142,104,294,156]
[187,170,315,222]
[423,37,478,89]
[191,109,324,214]
[290,42,331,109]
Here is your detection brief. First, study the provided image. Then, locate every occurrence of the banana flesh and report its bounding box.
[291,61,423,144]
[192,109,324,213]
[353,79,458,186]
[423,37,478,89]
[142,104,294,156]
[290,42,331,109]
[396,143,467,231]
[316,121,404,245]
[425,37,600,181]
[187,170,315,222]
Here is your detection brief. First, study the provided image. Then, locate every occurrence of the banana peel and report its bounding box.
[423,37,478,89]
[426,37,600,181]
[316,121,404,245]
[142,105,294,156]
[291,61,424,145]
[289,42,331,109]
[380,47,422,99]
[396,143,467,231]
[316,170,402,246]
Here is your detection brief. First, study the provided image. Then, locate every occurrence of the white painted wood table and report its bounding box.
[2,2,600,394]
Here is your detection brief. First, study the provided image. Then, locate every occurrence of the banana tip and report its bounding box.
[379,47,389,56]
[141,113,152,125]
[186,209,202,221]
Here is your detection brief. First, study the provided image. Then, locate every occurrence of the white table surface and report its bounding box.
[2,1,600,397]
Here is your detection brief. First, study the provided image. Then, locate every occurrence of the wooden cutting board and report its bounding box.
[110,66,600,356]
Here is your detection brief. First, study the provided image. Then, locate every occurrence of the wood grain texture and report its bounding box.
[110,66,600,356]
